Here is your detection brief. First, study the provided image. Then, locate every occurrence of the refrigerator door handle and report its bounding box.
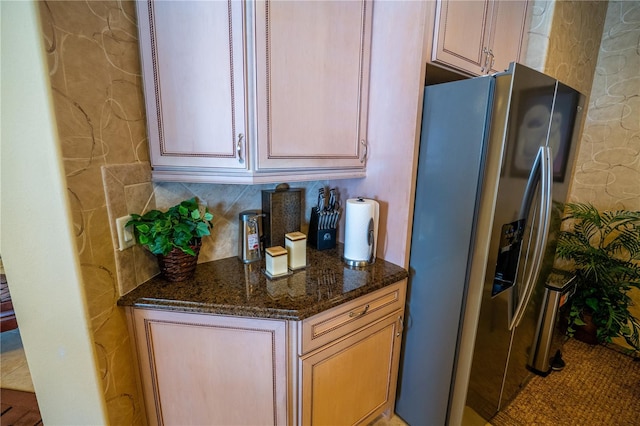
[509,146,553,330]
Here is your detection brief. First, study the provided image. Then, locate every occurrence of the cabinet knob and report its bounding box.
[237,134,244,163]
[360,139,368,164]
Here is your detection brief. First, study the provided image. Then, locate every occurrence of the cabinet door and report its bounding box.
[432,0,492,75]
[300,310,404,425]
[137,1,248,171]
[432,0,528,76]
[254,0,372,172]
[487,1,529,73]
[131,309,288,426]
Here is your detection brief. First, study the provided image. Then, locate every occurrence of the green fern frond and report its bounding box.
[559,203,640,353]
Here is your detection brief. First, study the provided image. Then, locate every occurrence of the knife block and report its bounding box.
[308,207,336,250]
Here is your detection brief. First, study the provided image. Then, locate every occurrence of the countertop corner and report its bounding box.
[118,244,408,320]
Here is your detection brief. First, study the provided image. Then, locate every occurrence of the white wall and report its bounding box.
[0,1,107,423]
[334,0,429,268]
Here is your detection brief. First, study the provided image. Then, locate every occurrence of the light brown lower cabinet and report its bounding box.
[128,279,406,425]
[300,311,404,425]
[129,310,289,425]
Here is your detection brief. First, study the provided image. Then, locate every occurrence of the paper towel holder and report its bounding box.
[342,197,378,268]
[343,218,375,267]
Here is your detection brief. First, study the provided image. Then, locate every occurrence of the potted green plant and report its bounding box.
[556,203,640,353]
[127,198,214,281]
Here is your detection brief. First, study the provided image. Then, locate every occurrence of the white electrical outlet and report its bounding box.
[116,215,135,251]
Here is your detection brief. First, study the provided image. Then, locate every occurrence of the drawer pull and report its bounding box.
[349,304,370,318]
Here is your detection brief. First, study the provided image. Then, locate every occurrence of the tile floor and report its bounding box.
[370,406,491,426]
[463,406,493,426]
[0,329,34,392]
[370,413,408,426]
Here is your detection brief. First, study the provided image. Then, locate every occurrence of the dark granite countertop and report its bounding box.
[118,244,408,320]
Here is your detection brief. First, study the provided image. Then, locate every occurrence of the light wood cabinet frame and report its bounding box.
[127,279,407,425]
[130,309,288,426]
[138,0,249,170]
[254,0,373,172]
[431,0,530,76]
[136,0,374,183]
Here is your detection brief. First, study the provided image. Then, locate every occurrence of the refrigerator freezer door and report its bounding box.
[499,84,585,412]
[465,64,559,420]
[395,77,494,426]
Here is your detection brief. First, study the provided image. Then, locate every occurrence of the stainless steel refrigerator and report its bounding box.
[395,63,585,425]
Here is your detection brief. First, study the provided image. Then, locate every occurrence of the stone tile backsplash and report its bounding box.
[103,161,329,294]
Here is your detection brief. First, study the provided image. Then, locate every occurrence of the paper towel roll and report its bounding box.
[343,198,379,266]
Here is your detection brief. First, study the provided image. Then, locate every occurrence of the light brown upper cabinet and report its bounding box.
[137,1,248,173]
[431,0,529,76]
[136,0,373,183]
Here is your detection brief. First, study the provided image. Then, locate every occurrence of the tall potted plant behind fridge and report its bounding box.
[556,203,640,353]
[127,198,214,281]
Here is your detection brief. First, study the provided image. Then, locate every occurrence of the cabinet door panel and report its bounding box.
[301,311,403,425]
[255,0,372,170]
[132,310,287,426]
[138,1,247,170]
[433,0,491,75]
[488,1,528,73]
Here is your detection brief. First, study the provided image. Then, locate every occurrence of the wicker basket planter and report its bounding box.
[127,198,213,282]
[157,239,202,282]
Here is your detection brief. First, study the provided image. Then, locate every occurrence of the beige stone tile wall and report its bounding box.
[102,163,157,296]
[568,1,640,211]
[544,1,609,96]
[535,0,638,210]
[522,0,556,72]
[568,1,640,351]
[38,2,147,424]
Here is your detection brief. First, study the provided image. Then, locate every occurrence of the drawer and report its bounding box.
[299,279,406,355]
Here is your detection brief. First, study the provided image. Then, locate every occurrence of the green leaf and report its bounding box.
[174,223,191,235]
[196,221,211,237]
[585,298,599,312]
[135,223,150,234]
[182,246,196,256]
